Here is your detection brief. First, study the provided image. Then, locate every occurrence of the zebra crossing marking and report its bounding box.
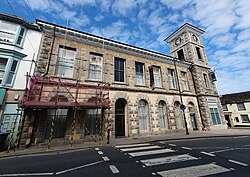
[128,149,175,157]
[120,146,161,152]
[169,144,176,147]
[115,143,151,148]
[157,163,230,177]
[141,154,198,166]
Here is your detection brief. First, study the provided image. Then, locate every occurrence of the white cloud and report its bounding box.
[62,0,96,7]
[94,15,104,21]
[112,0,138,16]
[160,0,195,9]
[237,29,250,41]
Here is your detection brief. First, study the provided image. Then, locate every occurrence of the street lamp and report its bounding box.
[173,57,189,135]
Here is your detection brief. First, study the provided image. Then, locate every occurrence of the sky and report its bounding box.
[1,0,250,95]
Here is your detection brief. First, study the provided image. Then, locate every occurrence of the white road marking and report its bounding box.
[157,163,230,177]
[181,147,192,150]
[228,159,248,167]
[159,142,165,144]
[95,148,100,150]
[169,144,176,147]
[233,136,249,139]
[56,161,103,175]
[109,165,119,174]
[0,173,54,176]
[141,154,198,166]
[18,153,57,158]
[152,172,156,175]
[102,156,110,161]
[97,151,103,155]
[243,144,250,147]
[209,148,234,154]
[120,146,161,152]
[59,148,91,154]
[201,151,215,157]
[129,149,175,157]
[115,143,150,148]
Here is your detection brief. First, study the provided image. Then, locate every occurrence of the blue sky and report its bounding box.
[1,0,250,95]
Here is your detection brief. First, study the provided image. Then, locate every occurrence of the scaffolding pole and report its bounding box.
[70,108,77,147]
[48,109,57,150]
[14,108,25,152]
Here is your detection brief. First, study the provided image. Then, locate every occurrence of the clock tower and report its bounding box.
[165,23,227,130]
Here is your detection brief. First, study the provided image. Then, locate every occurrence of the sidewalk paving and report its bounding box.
[1,128,250,159]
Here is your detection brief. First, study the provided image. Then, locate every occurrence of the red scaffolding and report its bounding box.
[19,76,110,109]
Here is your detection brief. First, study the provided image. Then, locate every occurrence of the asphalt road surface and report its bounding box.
[0,136,250,177]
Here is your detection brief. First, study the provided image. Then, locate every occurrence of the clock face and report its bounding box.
[175,37,182,45]
[192,34,198,42]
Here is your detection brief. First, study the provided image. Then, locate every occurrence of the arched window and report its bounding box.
[158,101,168,129]
[174,101,184,129]
[138,100,149,132]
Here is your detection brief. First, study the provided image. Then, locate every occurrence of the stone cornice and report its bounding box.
[36,20,191,68]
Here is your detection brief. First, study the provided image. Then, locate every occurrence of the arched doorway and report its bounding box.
[158,101,169,129]
[188,102,198,130]
[115,99,126,136]
[174,101,184,129]
[138,99,149,132]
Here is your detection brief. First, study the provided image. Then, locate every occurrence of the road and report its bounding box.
[0,136,250,177]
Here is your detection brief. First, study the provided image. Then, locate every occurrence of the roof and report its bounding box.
[0,13,40,31]
[220,91,250,104]
[36,19,173,59]
[165,23,205,43]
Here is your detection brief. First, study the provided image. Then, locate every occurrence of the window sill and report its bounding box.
[154,86,164,90]
[238,109,246,111]
[112,81,129,86]
[134,84,148,88]
[85,79,103,83]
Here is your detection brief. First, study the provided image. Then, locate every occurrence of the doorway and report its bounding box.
[225,115,231,127]
[115,99,126,136]
[190,113,198,130]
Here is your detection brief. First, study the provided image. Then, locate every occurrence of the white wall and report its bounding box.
[13,29,42,89]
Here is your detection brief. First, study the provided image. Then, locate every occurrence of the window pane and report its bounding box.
[237,103,245,110]
[6,72,14,85]
[241,115,249,123]
[55,46,76,78]
[10,60,18,72]
[114,58,125,82]
[88,53,103,80]
[135,62,144,85]
[0,58,8,83]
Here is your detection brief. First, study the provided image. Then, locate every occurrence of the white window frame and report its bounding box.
[55,46,76,78]
[0,56,19,87]
[0,20,26,47]
[153,66,162,87]
[135,62,145,85]
[168,69,176,89]
[180,71,189,91]
[237,103,246,111]
[88,52,103,81]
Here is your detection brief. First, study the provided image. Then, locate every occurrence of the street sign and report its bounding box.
[180,104,186,110]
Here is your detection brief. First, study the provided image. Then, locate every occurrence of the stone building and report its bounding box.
[17,20,226,147]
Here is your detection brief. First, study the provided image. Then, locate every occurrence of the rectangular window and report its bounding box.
[153,66,162,87]
[16,27,25,45]
[196,47,202,59]
[55,46,76,78]
[203,73,209,88]
[237,103,246,111]
[177,49,185,60]
[180,71,189,91]
[222,104,228,111]
[0,58,8,84]
[241,115,250,123]
[114,57,125,82]
[88,52,103,80]
[135,62,145,85]
[6,60,18,85]
[168,69,176,89]
[210,108,221,125]
[0,21,17,44]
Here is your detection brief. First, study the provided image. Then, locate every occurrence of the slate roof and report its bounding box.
[220,91,250,104]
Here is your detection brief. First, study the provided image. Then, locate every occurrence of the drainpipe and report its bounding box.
[173,58,189,135]
[43,26,56,76]
[189,64,206,129]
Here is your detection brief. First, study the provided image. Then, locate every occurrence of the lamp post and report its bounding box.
[173,58,189,135]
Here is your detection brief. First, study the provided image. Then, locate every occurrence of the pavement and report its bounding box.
[1,127,250,158]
